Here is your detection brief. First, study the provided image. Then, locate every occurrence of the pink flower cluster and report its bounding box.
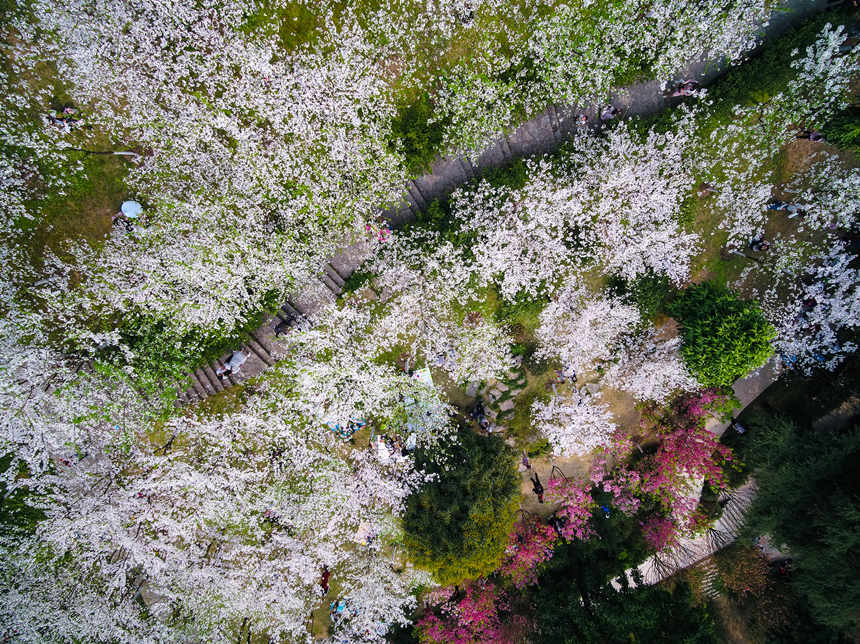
[501,517,559,589]
[366,221,391,242]
[416,582,509,644]
[642,423,732,509]
[675,388,733,427]
[641,516,679,550]
[546,477,596,541]
[590,432,642,516]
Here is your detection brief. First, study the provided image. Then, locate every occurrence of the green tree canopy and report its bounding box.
[669,282,774,386]
[402,428,519,586]
[532,570,716,643]
[744,415,860,634]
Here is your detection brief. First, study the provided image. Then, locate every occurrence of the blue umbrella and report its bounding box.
[121,200,143,219]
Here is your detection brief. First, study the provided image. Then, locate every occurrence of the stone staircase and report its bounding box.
[695,558,722,599]
[176,245,365,406]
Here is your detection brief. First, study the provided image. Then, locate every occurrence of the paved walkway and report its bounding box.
[177,0,831,404]
[707,357,782,436]
[612,479,760,590]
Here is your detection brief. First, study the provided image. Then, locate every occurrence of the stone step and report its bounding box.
[244,335,275,367]
[329,239,372,276]
[252,320,283,357]
[319,273,343,296]
[201,363,225,393]
[232,347,267,382]
[294,279,334,314]
[183,386,202,404]
[274,314,295,337]
[323,263,346,287]
[187,372,207,399]
[193,368,217,397]
[282,300,304,318]
[174,387,189,406]
[281,300,305,318]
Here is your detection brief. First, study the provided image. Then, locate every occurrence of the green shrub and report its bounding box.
[0,455,45,539]
[744,416,860,635]
[480,157,530,191]
[522,340,551,375]
[109,287,283,384]
[532,575,717,643]
[389,91,448,176]
[402,428,519,585]
[341,268,375,294]
[526,437,552,458]
[821,106,860,150]
[668,282,775,386]
[494,292,547,326]
[607,272,677,321]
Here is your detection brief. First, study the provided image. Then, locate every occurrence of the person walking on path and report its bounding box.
[600,105,620,123]
[530,472,544,503]
[216,349,248,379]
[749,236,770,252]
[668,80,699,97]
[521,450,531,470]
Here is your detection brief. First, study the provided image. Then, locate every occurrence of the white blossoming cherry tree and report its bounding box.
[2,380,431,643]
[450,160,581,301]
[531,388,617,457]
[278,302,457,452]
[368,229,514,385]
[535,281,640,376]
[698,23,859,248]
[16,0,407,338]
[738,241,859,374]
[558,118,701,284]
[602,331,699,404]
[452,116,701,304]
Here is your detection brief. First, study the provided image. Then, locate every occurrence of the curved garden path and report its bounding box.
[177,0,835,405]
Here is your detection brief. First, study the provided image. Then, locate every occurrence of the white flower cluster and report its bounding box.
[699,24,859,248]
[452,116,701,302]
[739,242,860,374]
[536,282,640,375]
[602,331,699,404]
[531,388,617,457]
[368,229,514,385]
[1,361,433,642]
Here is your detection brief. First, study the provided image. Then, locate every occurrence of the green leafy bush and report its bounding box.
[668,282,774,386]
[822,106,860,150]
[389,91,448,176]
[480,158,530,191]
[607,271,677,321]
[522,340,550,375]
[0,456,45,540]
[533,575,716,643]
[402,428,519,585]
[110,287,283,384]
[341,267,375,294]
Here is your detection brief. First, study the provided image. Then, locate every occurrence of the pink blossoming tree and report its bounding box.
[500,516,560,589]
[545,477,597,542]
[416,582,530,644]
